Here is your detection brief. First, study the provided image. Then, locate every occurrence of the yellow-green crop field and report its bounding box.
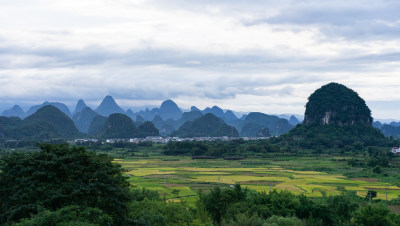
[115,157,400,206]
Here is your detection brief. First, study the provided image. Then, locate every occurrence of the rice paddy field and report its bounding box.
[114,156,400,206]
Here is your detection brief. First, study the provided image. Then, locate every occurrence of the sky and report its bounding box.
[0,0,399,119]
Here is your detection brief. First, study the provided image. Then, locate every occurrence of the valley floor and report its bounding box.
[113,152,400,212]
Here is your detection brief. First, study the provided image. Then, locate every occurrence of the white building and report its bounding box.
[391,147,400,154]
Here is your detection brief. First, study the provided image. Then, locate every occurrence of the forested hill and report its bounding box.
[94,113,159,139]
[279,83,388,149]
[304,83,372,126]
[239,112,293,137]
[0,105,81,140]
[171,113,239,137]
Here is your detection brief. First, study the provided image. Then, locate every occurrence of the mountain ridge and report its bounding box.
[172,113,239,138]
[95,96,126,116]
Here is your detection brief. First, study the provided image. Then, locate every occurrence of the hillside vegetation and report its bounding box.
[281,83,388,149]
[0,105,80,140]
[172,113,239,137]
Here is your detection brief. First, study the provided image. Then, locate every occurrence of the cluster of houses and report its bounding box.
[73,136,269,145]
[391,147,400,155]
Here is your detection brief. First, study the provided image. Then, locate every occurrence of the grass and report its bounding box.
[114,156,400,206]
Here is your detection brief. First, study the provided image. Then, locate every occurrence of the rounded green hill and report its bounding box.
[304,83,372,126]
[279,83,387,149]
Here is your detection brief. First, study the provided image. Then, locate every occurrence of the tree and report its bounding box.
[172,189,180,198]
[366,190,377,201]
[372,166,382,174]
[222,213,266,226]
[129,197,196,225]
[15,206,112,226]
[265,215,304,226]
[201,186,226,225]
[0,143,132,225]
[356,205,392,226]
[327,194,358,223]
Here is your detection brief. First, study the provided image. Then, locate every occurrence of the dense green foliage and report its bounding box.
[129,192,197,225]
[0,105,80,140]
[304,83,372,126]
[120,184,400,226]
[355,204,400,226]
[164,141,210,156]
[197,184,400,226]
[172,113,239,137]
[0,144,132,225]
[15,206,112,226]
[278,124,389,149]
[163,133,393,158]
[164,139,250,157]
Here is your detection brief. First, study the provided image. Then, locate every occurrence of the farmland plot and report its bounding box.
[115,157,400,205]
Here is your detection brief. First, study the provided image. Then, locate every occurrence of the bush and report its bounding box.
[372,166,382,174]
[222,213,265,226]
[264,215,304,226]
[355,204,400,226]
[16,206,112,226]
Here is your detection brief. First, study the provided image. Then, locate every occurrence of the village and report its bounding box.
[73,136,269,144]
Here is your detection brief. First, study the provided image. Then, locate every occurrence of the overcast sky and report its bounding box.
[0,0,399,119]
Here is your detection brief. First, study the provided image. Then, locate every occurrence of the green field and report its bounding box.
[115,156,400,206]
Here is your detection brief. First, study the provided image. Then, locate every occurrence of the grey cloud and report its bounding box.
[242,1,400,41]
[348,52,400,63]
[267,5,399,26]
[1,41,398,80]
[0,43,296,69]
[368,100,400,111]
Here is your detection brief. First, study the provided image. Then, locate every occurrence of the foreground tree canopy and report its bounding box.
[0,143,132,225]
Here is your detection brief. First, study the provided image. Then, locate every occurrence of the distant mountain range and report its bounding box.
[1,91,398,140]
[373,121,400,138]
[0,95,319,140]
[95,95,126,116]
